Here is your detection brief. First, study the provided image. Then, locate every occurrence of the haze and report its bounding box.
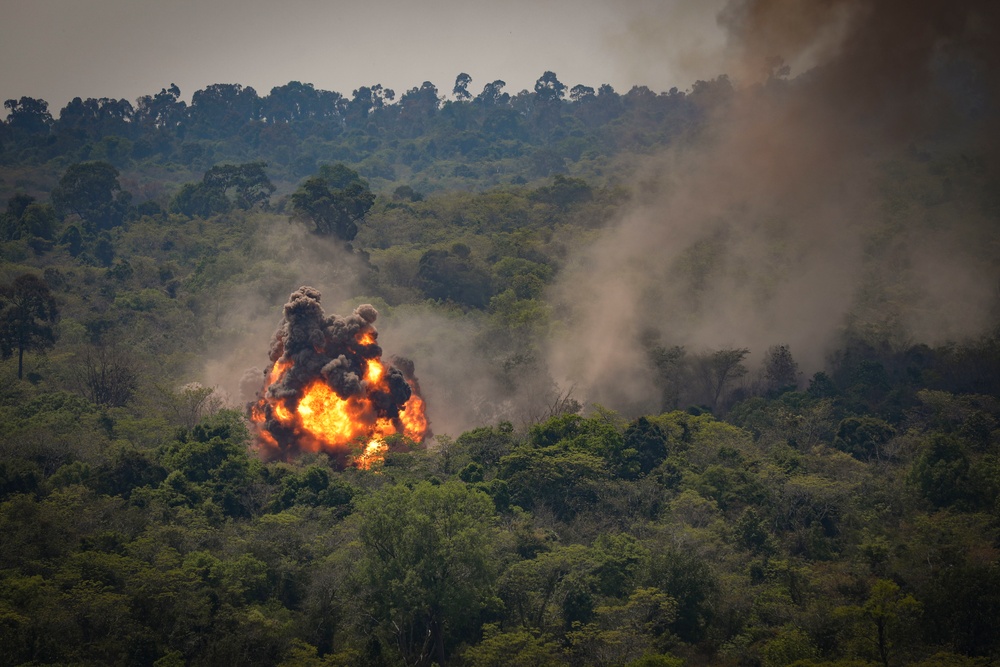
[0,0,729,110]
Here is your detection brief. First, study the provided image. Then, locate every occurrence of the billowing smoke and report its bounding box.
[249,286,428,466]
[550,0,1000,414]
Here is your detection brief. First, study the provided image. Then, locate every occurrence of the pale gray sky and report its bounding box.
[0,0,729,111]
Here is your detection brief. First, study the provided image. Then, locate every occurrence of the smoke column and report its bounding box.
[550,0,1000,414]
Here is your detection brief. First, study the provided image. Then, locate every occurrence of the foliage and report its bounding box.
[0,68,997,667]
[289,163,375,242]
[51,161,133,230]
[170,162,275,217]
[0,273,59,379]
[355,481,499,665]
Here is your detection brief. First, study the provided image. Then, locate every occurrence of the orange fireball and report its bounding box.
[248,287,428,467]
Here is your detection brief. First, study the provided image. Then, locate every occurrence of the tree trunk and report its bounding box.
[433,617,446,667]
[17,344,23,379]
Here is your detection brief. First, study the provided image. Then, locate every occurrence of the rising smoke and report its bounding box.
[551,0,1000,414]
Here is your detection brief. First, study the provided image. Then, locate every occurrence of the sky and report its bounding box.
[0,0,730,112]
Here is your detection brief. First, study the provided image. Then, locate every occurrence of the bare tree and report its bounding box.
[649,344,686,411]
[694,347,750,412]
[158,382,224,429]
[75,345,139,407]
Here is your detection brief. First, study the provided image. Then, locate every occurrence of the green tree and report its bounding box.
[762,344,800,395]
[4,96,52,137]
[499,445,609,521]
[835,579,921,667]
[834,417,896,463]
[169,181,229,218]
[621,416,669,478]
[534,71,567,103]
[187,83,261,138]
[529,174,593,210]
[909,434,990,510]
[0,274,59,379]
[289,163,374,243]
[171,162,275,217]
[263,81,345,123]
[356,481,498,666]
[417,246,493,308]
[51,161,132,230]
[455,422,517,469]
[462,624,565,666]
[203,162,275,209]
[923,563,1000,657]
[644,546,717,643]
[2,194,58,243]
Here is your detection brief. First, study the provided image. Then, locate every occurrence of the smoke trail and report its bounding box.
[549,0,1000,414]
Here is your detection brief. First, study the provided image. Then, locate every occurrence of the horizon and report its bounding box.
[1,0,730,117]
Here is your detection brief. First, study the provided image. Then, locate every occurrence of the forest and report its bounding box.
[2,6,1000,666]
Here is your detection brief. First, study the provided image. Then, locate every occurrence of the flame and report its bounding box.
[269,359,291,384]
[253,369,427,466]
[248,300,429,468]
[297,381,374,444]
[399,393,427,441]
[355,439,389,470]
[365,358,384,385]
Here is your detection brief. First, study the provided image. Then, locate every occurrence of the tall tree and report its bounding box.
[133,83,186,130]
[0,274,58,379]
[476,80,509,107]
[51,161,132,230]
[398,81,441,137]
[762,343,799,395]
[289,163,374,243]
[695,348,749,412]
[453,72,473,101]
[56,97,134,139]
[188,83,261,137]
[3,97,53,137]
[356,482,498,666]
[534,71,567,103]
[171,161,275,217]
[263,81,344,123]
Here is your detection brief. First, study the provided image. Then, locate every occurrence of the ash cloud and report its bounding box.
[267,287,391,403]
[549,0,1000,414]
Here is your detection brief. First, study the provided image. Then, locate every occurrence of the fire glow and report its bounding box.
[248,286,428,468]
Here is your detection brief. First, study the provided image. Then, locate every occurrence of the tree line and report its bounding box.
[0,72,731,186]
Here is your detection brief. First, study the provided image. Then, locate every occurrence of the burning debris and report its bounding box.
[249,286,428,468]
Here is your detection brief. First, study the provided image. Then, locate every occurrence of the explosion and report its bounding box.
[248,286,428,468]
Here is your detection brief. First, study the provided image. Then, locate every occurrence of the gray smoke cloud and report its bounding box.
[374,306,569,436]
[200,221,368,403]
[548,0,1000,415]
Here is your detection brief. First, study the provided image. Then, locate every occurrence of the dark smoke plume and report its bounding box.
[249,286,425,463]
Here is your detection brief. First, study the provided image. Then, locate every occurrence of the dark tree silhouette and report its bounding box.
[289,163,375,242]
[453,72,472,101]
[51,161,132,230]
[0,274,58,379]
